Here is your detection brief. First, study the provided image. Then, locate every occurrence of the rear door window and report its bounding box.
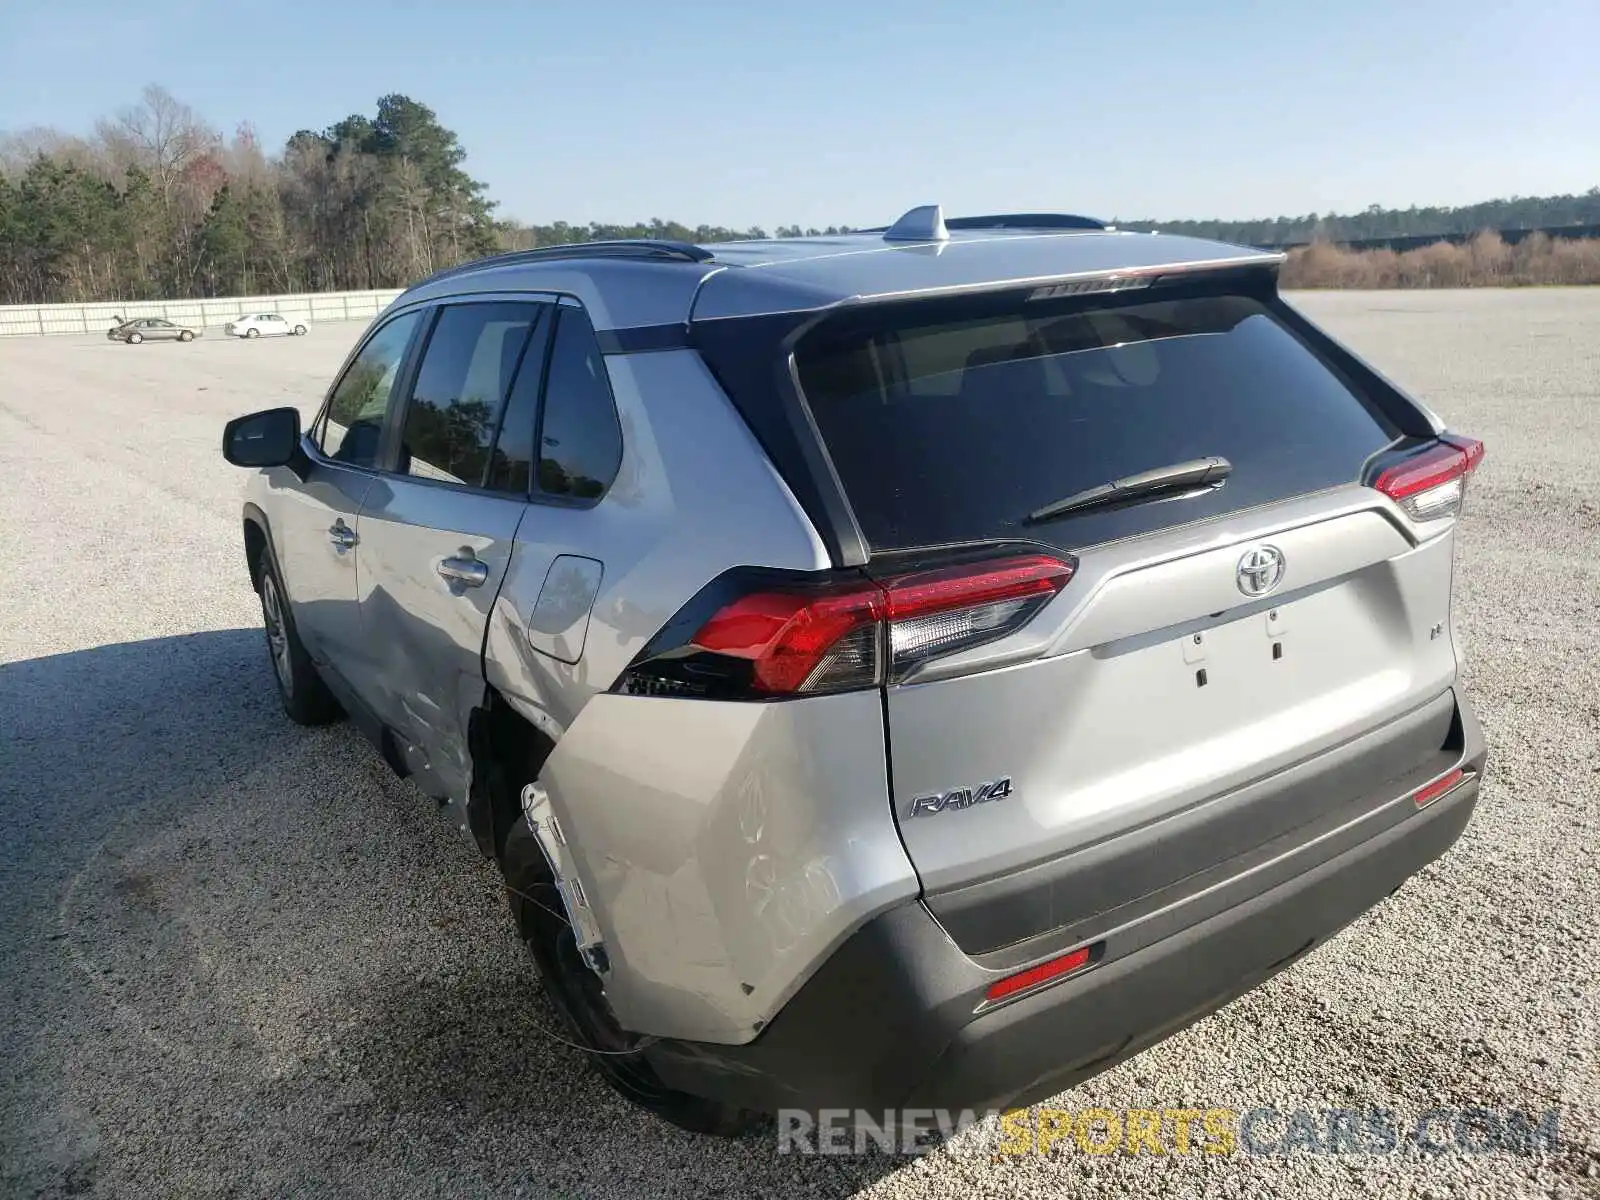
[484,306,555,495]
[395,302,544,487]
[795,291,1400,553]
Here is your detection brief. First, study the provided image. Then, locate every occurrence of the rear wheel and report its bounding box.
[502,807,765,1138]
[293,324,307,336]
[179,329,194,342]
[257,549,342,725]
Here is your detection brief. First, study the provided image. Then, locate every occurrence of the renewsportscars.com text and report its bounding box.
[776,1106,1564,1158]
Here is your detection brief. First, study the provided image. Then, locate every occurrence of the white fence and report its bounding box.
[0,289,405,337]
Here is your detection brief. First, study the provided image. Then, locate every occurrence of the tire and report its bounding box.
[257,547,343,726]
[293,325,307,336]
[179,329,194,342]
[502,810,765,1138]
[245,327,260,339]
[128,332,142,344]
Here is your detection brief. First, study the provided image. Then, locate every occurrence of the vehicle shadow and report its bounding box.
[1,630,915,1198]
[2,628,281,842]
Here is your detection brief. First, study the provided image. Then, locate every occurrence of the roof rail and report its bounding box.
[944,213,1107,232]
[421,238,714,284]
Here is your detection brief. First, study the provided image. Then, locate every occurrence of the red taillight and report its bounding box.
[646,553,1075,699]
[884,557,1072,620]
[1412,767,1467,809]
[1373,435,1484,520]
[692,585,884,694]
[882,555,1075,680]
[983,943,1096,1006]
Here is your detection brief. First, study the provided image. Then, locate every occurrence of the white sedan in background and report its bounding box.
[225,313,309,338]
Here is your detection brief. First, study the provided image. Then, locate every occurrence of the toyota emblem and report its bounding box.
[1236,545,1286,597]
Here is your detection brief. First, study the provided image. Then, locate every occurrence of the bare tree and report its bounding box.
[222,123,273,188]
[96,85,218,204]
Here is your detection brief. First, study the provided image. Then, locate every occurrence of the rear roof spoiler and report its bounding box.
[871,205,1109,240]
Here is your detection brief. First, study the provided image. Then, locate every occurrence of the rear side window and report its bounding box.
[397,302,544,487]
[796,292,1399,552]
[319,311,421,468]
[536,307,622,501]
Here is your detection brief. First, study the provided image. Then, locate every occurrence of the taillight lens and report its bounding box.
[618,553,1076,699]
[883,556,1076,678]
[1373,434,1484,521]
[692,586,885,694]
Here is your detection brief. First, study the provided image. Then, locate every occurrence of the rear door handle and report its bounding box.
[328,519,358,549]
[437,554,489,589]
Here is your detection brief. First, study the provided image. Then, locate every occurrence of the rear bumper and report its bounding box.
[645,692,1485,1114]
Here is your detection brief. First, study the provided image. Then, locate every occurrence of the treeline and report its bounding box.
[0,86,861,307]
[4,86,1598,305]
[1117,190,1600,247]
[0,87,504,304]
[1281,230,1600,288]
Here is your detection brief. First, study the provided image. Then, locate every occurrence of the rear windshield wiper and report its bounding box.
[1025,456,1233,525]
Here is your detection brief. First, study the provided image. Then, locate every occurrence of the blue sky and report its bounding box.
[2,0,1595,228]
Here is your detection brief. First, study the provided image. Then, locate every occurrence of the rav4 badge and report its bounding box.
[908,776,1014,818]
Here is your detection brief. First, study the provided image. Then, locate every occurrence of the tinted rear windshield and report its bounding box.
[795,290,1400,553]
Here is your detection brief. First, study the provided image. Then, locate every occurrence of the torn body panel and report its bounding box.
[534,689,919,1044]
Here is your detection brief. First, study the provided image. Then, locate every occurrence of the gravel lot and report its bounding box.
[2,292,1597,1199]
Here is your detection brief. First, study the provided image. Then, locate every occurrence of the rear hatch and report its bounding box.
[789,276,1471,957]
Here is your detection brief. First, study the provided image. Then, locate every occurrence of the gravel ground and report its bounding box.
[2,292,1597,1199]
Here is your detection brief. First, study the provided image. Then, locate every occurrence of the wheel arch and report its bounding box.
[466,685,560,862]
[242,503,272,593]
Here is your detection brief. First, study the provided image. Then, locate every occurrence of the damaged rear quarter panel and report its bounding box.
[536,689,918,1044]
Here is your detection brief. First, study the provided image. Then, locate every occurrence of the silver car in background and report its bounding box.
[107,316,197,343]
[222,206,1488,1136]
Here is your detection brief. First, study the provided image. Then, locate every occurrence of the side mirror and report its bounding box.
[223,407,301,468]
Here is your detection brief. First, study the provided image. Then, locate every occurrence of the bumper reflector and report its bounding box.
[983,943,1097,1006]
[1412,767,1467,810]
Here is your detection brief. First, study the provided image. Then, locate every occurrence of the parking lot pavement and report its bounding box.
[2,294,1597,1199]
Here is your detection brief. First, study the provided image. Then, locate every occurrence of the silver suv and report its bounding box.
[222,206,1487,1136]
